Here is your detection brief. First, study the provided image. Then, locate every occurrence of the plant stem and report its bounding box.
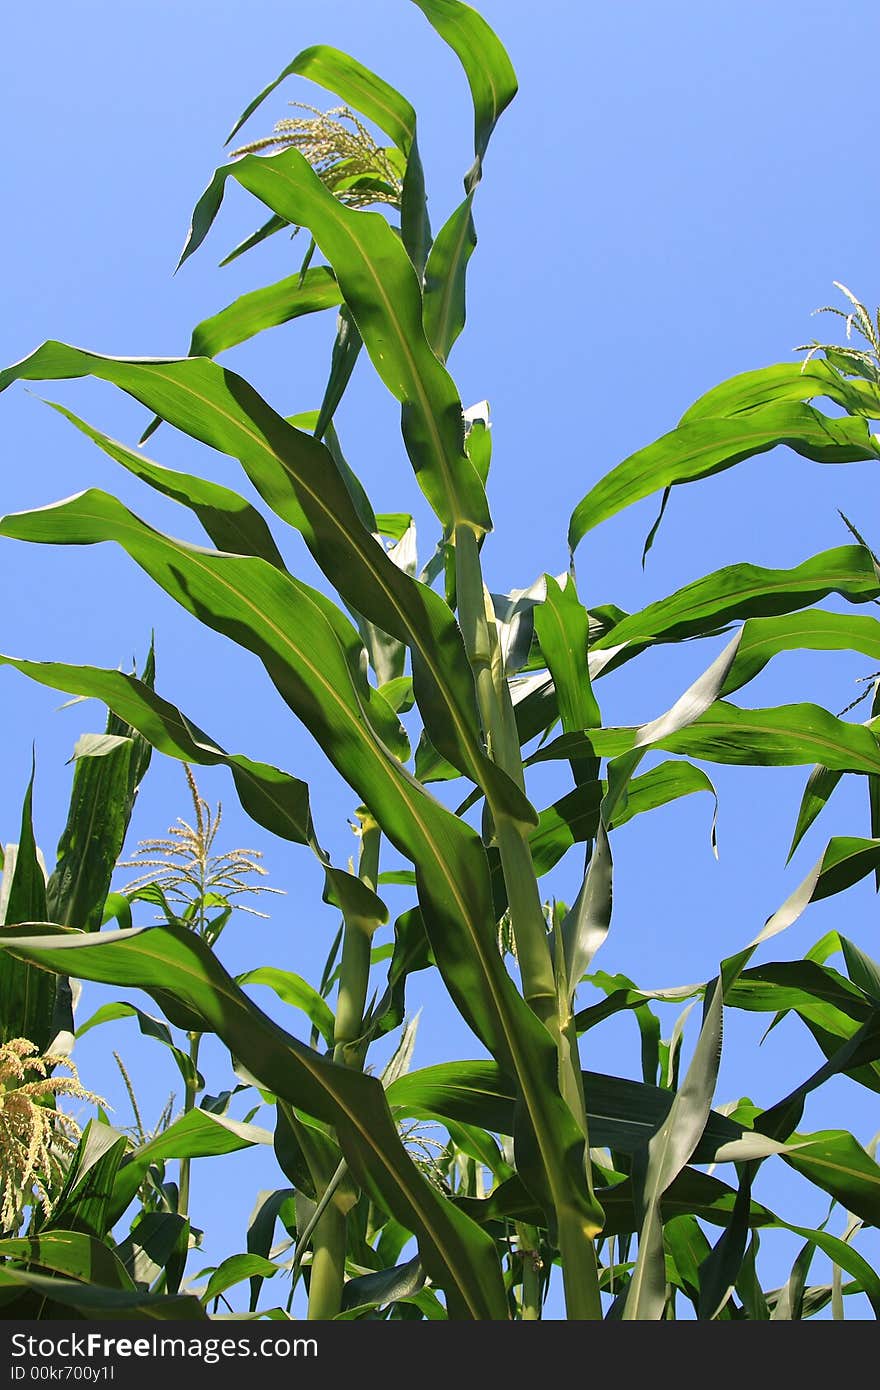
[306,1202,347,1320]
[558,1209,603,1320]
[177,1030,201,1221]
[308,811,381,1316]
[453,521,603,1320]
[454,523,557,1024]
[332,811,380,1067]
[517,1224,542,1319]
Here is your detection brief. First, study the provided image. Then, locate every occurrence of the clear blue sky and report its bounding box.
[2,0,879,1315]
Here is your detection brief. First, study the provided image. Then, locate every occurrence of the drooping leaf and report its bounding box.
[530,700,880,779]
[189,266,342,358]
[0,924,509,1320]
[595,545,880,651]
[202,1253,278,1306]
[116,1212,190,1292]
[45,400,286,568]
[339,1255,424,1314]
[1,346,526,821]
[569,404,880,553]
[680,359,880,423]
[721,608,880,698]
[109,1109,273,1224]
[409,0,517,184]
[75,1000,201,1089]
[313,305,363,441]
[237,967,336,1049]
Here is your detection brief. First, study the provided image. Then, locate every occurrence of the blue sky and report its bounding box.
[2,0,880,1316]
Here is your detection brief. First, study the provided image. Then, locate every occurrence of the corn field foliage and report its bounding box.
[2,0,880,1321]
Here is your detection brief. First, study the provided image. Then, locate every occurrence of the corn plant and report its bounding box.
[2,0,880,1320]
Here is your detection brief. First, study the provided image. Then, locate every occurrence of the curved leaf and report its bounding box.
[531,701,880,778]
[180,151,491,532]
[596,545,880,651]
[0,1231,135,1291]
[0,344,527,822]
[237,966,336,1048]
[45,399,287,567]
[569,404,880,552]
[0,924,507,1320]
[722,608,880,698]
[226,45,416,157]
[189,266,342,358]
[422,194,476,361]
[681,359,880,423]
[409,0,517,181]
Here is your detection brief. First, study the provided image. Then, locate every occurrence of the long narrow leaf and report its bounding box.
[569,405,880,552]
[179,151,491,532]
[0,924,507,1321]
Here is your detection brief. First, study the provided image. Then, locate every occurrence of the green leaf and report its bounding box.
[526,761,718,880]
[1,346,526,821]
[0,765,54,1049]
[787,763,846,861]
[696,1165,757,1319]
[722,608,880,698]
[840,935,880,1003]
[680,359,880,423]
[216,213,288,269]
[387,1060,750,1163]
[116,1212,190,1292]
[0,924,508,1321]
[45,399,286,568]
[422,194,476,361]
[226,45,416,157]
[237,967,336,1048]
[531,700,880,778]
[623,979,724,1320]
[783,1130,880,1227]
[534,574,601,731]
[776,1220,880,1317]
[189,266,342,357]
[770,1238,814,1320]
[409,0,517,183]
[224,41,431,272]
[569,404,880,553]
[110,1109,273,1224]
[75,1000,201,1089]
[0,1266,204,1319]
[49,1122,129,1240]
[757,838,880,948]
[245,1189,295,1311]
[0,1231,135,1291]
[339,1255,424,1314]
[0,489,409,767]
[202,1253,277,1305]
[596,546,880,651]
[179,152,491,533]
[462,1166,774,1238]
[313,305,363,441]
